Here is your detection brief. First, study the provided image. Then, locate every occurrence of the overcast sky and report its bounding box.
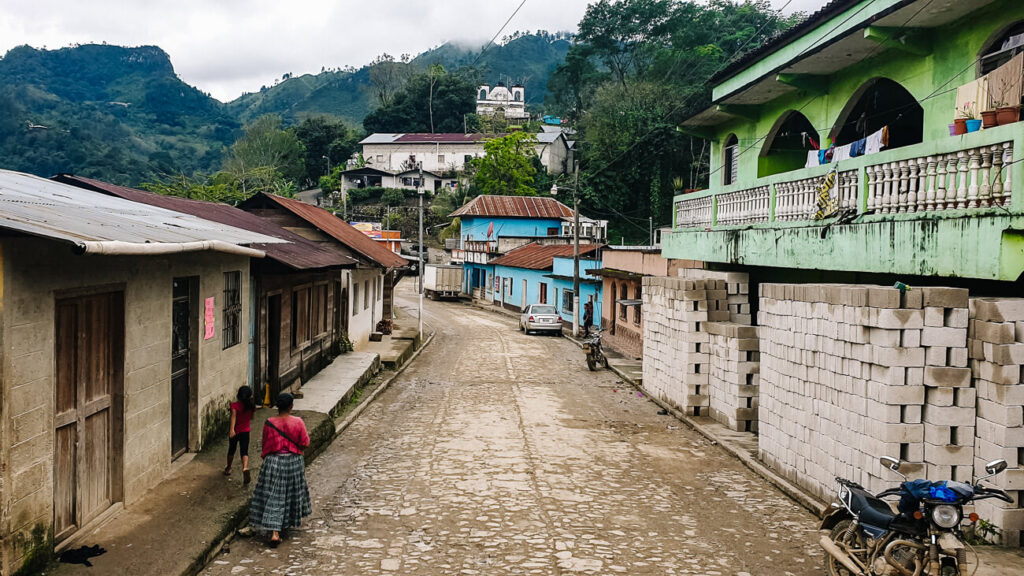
[0,0,822,102]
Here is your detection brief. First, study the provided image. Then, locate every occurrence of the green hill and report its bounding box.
[0,33,570,186]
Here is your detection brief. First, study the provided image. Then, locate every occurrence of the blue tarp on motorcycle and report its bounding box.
[898,479,973,513]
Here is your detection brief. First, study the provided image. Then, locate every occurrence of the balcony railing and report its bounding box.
[673,124,1020,229]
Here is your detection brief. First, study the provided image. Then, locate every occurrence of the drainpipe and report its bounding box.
[74,240,265,258]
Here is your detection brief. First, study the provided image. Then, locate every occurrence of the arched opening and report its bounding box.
[979,21,1024,75]
[723,134,739,186]
[514,90,522,102]
[758,111,819,177]
[831,78,922,151]
[479,89,488,100]
[609,281,617,335]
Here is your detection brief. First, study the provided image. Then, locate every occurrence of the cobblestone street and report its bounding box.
[203,289,823,576]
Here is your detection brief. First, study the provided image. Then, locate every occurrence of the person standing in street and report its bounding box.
[249,393,311,547]
[225,385,256,484]
[583,301,594,336]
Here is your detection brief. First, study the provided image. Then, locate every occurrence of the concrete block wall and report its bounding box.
[969,297,1024,547]
[706,322,760,432]
[757,283,972,499]
[679,269,752,324]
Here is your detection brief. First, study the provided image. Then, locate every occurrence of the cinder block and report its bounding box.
[925,307,945,327]
[945,308,969,329]
[921,287,969,309]
[870,308,925,330]
[973,320,1016,345]
[921,326,967,348]
[983,342,1024,366]
[868,287,902,309]
[924,366,972,388]
[972,298,1024,323]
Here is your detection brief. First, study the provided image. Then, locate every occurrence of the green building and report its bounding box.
[668,0,1024,283]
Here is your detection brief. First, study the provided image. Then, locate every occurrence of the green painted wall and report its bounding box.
[702,0,1024,193]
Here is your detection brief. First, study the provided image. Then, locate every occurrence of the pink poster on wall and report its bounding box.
[204,297,215,340]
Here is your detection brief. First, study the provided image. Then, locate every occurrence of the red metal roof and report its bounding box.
[449,195,574,219]
[246,193,408,269]
[490,242,600,270]
[53,175,358,270]
[393,133,497,143]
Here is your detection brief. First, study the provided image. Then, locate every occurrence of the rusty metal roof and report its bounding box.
[361,133,498,144]
[242,193,408,269]
[54,175,357,270]
[0,170,281,250]
[449,195,574,219]
[490,242,600,270]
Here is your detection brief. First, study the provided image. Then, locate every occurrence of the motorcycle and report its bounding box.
[582,330,608,371]
[820,456,1012,576]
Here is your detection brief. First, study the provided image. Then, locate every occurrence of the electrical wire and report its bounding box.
[469,0,529,70]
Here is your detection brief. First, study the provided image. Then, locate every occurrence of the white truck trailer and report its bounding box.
[423,264,463,300]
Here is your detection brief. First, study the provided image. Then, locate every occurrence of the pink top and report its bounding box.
[261,415,310,458]
[230,402,254,434]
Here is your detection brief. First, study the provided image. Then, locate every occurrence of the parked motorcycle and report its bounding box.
[582,330,608,371]
[820,456,1012,576]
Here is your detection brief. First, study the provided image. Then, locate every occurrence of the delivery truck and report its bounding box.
[423,264,463,300]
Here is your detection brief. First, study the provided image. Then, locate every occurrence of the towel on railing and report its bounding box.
[832,143,854,162]
[850,138,866,157]
[805,150,821,168]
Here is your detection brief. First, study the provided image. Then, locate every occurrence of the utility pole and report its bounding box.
[572,163,580,338]
[417,163,425,339]
[649,216,653,246]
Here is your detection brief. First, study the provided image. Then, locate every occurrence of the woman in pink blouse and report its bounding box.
[248,393,312,547]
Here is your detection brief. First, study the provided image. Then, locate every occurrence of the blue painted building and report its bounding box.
[489,243,602,328]
[449,195,607,302]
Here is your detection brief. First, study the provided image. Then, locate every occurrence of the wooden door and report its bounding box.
[521,279,527,310]
[54,291,124,542]
[267,294,282,399]
[170,278,194,458]
[539,283,548,305]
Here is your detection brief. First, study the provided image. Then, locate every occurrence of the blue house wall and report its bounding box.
[492,256,603,328]
[459,216,564,246]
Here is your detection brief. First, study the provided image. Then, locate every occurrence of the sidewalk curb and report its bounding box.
[189,332,436,576]
[605,362,828,518]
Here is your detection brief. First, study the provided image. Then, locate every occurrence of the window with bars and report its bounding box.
[723,134,739,186]
[222,271,241,349]
[562,289,574,313]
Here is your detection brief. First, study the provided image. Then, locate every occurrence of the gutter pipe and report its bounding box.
[73,240,266,258]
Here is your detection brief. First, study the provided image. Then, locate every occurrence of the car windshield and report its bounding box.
[531,306,557,315]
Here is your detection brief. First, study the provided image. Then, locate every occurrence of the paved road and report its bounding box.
[203,285,823,575]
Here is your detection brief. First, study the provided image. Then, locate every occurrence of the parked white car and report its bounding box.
[519,304,563,336]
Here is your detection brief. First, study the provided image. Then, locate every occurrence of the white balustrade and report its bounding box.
[773,171,856,221]
[674,195,713,228]
[715,185,770,225]
[867,142,1013,213]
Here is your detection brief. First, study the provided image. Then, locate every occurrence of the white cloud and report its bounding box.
[0,0,821,101]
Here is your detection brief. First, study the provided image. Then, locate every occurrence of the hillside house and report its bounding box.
[56,175,360,403]
[0,171,280,574]
[663,0,1024,544]
[238,193,408,349]
[489,243,602,325]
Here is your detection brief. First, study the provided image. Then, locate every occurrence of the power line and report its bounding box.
[470,0,529,70]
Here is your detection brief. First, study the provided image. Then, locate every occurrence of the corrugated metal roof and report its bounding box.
[535,132,563,144]
[54,175,357,270]
[449,195,574,219]
[244,193,408,269]
[360,133,402,144]
[394,133,496,143]
[490,242,600,270]
[0,170,281,249]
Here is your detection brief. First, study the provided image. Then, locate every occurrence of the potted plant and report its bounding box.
[959,102,982,133]
[954,103,970,135]
[981,108,998,128]
[993,76,1021,126]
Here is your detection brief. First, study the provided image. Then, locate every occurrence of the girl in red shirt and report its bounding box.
[225,386,256,484]
[249,393,311,547]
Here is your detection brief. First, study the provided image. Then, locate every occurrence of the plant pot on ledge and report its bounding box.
[981,110,998,128]
[953,118,968,135]
[996,106,1020,125]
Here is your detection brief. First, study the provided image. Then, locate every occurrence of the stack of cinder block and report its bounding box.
[706,321,760,432]
[680,269,752,324]
[919,288,974,485]
[969,297,1024,546]
[642,274,731,415]
[757,283,971,499]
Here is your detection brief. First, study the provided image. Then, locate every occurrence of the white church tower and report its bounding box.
[476,82,529,124]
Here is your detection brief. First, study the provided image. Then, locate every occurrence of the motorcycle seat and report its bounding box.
[848,486,896,529]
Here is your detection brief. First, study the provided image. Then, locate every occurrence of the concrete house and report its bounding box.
[238,193,408,349]
[450,195,605,302]
[476,83,529,123]
[664,0,1024,544]
[489,243,602,324]
[0,171,281,573]
[55,175,360,403]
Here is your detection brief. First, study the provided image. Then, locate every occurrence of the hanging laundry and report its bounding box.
[865,126,887,155]
[832,143,854,162]
[806,150,821,168]
[849,138,866,157]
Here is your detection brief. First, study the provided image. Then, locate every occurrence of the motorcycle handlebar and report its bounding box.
[974,487,1014,503]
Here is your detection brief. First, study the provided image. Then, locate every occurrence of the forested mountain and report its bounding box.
[0,44,237,184]
[0,32,570,186]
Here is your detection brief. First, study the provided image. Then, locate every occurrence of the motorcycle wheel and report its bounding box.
[825,519,866,576]
[602,354,609,368]
[586,356,597,371]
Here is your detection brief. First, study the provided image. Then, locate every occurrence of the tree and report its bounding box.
[576,0,674,87]
[380,188,406,207]
[222,114,304,196]
[545,44,607,123]
[366,53,411,108]
[292,116,359,187]
[363,70,477,134]
[426,64,446,133]
[469,132,539,197]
